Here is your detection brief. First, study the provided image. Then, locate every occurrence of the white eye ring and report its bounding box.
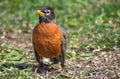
[45,10,51,15]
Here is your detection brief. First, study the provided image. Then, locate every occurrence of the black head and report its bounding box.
[37,6,56,23]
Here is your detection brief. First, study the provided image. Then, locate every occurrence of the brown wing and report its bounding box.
[59,26,67,68]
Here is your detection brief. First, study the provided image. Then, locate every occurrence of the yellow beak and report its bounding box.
[37,10,45,15]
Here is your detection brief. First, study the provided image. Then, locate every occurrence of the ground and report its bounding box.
[0,0,120,79]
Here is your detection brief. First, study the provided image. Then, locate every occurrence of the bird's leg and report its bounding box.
[38,57,43,68]
[34,52,43,68]
[51,58,59,64]
[33,42,44,68]
[34,52,44,72]
[33,52,44,73]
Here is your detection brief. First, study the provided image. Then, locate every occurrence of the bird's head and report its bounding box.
[37,6,56,23]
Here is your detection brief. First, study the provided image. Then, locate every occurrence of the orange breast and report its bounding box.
[33,23,63,58]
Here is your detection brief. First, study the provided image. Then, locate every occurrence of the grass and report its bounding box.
[0,0,120,79]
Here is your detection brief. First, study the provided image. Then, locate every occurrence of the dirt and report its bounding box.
[0,32,120,79]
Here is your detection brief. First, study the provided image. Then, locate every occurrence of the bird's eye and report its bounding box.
[44,10,51,15]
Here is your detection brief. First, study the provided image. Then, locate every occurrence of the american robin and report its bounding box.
[32,6,67,68]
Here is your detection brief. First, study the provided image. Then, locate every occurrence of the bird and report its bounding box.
[32,6,67,69]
